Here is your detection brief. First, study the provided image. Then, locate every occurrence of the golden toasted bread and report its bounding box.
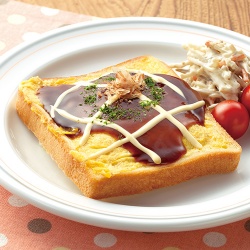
[16,56,241,199]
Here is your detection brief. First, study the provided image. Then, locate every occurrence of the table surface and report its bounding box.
[1,1,250,250]
[16,0,250,37]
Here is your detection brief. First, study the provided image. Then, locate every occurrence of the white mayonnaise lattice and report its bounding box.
[50,69,205,164]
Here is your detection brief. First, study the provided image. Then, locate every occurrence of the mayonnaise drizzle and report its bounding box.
[139,94,203,149]
[49,70,205,164]
[54,107,162,164]
[50,80,107,118]
[127,69,185,98]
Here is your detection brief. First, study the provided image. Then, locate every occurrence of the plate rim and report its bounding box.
[1,17,250,232]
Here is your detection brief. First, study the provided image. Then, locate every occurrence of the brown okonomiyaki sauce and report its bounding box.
[37,74,205,165]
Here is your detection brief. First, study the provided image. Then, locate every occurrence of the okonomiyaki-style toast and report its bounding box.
[16,55,242,199]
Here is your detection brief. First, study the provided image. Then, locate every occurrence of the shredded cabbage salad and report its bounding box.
[171,40,250,107]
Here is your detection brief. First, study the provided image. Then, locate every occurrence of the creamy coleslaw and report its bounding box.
[171,40,250,107]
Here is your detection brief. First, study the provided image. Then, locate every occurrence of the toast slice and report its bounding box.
[16,55,242,199]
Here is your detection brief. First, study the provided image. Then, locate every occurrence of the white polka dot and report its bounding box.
[7,14,26,25]
[0,41,6,51]
[0,234,8,247]
[40,7,60,16]
[203,232,227,247]
[94,233,117,248]
[22,32,41,41]
[8,195,28,207]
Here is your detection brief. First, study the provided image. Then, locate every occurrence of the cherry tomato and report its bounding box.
[211,100,249,139]
[241,85,250,115]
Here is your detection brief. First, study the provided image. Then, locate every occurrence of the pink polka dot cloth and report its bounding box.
[0,0,95,56]
[1,1,250,249]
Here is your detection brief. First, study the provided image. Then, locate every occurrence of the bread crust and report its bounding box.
[16,56,242,199]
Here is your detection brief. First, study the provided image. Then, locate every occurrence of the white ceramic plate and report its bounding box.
[0,17,250,232]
